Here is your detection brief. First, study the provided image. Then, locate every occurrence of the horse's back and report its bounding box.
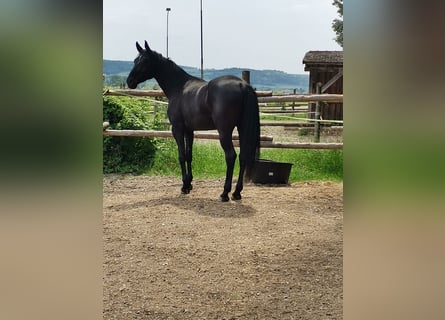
[169,80,215,130]
[208,75,248,106]
[170,75,252,132]
[207,75,251,128]
[208,75,248,96]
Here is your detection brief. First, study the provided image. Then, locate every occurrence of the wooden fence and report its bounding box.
[103,89,343,150]
[103,88,343,103]
[103,122,342,150]
[103,89,343,122]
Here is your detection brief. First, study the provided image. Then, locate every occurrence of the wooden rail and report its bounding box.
[104,89,273,98]
[103,89,342,103]
[257,94,343,103]
[158,121,320,127]
[103,123,342,150]
[255,142,342,150]
[103,129,342,150]
[103,128,273,142]
[104,89,166,97]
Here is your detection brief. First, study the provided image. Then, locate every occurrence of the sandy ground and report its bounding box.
[103,175,343,319]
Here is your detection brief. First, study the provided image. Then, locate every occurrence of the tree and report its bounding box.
[107,74,126,87]
[332,0,343,48]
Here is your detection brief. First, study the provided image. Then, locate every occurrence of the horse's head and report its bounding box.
[127,41,156,89]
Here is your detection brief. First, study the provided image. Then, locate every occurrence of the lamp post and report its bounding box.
[166,7,171,58]
[200,0,203,79]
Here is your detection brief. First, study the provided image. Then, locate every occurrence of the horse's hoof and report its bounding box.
[181,183,193,194]
[181,188,190,195]
[220,194,230,202]
[231,193,242,201]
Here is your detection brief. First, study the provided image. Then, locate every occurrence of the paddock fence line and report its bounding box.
[102,122,343,150]
[103,88,342,103]
[103,88,343,123]
[103,89,343,149]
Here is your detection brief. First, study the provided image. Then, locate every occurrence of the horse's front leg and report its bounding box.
[172,126,190,194]
[184,129,194,192]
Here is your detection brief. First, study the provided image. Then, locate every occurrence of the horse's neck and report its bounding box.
[154,60,194,98]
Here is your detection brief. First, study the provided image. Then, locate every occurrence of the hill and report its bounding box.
[103,59,308,93]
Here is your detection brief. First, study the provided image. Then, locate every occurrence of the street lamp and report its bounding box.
[166,8,171,58]
[200,0,203,79]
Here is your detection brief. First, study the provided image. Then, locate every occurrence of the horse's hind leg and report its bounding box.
[232,161,245,201]
[219,134,237,202]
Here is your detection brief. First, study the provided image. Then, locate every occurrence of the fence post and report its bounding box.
[314,82,322,142]
[153,103,158,118]
[242,70,250,84]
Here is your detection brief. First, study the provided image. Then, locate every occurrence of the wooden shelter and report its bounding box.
[303,51,343,121]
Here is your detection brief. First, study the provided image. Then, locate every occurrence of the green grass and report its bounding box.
[148,140,343,182]
[260,148,343,182]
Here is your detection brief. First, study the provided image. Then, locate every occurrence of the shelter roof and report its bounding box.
[303,51,343,65]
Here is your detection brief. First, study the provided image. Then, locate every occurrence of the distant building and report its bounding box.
[303,51,343,121]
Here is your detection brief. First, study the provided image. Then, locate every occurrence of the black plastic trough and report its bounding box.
[250,159,293,184]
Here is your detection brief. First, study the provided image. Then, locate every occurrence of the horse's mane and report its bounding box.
[150,50,203,82]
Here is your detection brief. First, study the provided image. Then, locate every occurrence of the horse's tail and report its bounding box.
[239,85,260,171]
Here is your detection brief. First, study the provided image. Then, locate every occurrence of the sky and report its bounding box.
[103,0,342,74]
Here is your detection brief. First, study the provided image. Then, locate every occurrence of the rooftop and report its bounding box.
[303,51,343,65]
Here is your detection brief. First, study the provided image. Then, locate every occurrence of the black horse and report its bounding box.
[127,41,260,201]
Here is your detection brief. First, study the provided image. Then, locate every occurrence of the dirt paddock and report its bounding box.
[103,175,343,319]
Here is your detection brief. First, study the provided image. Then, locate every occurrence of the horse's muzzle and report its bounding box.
[126,78,137,89]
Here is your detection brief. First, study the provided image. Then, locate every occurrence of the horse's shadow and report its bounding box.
[108,195,256,219]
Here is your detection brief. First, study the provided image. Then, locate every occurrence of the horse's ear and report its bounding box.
[144,41,152,53]
[136,41,144,53]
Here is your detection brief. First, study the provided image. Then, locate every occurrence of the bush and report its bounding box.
[103,96,162,174]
